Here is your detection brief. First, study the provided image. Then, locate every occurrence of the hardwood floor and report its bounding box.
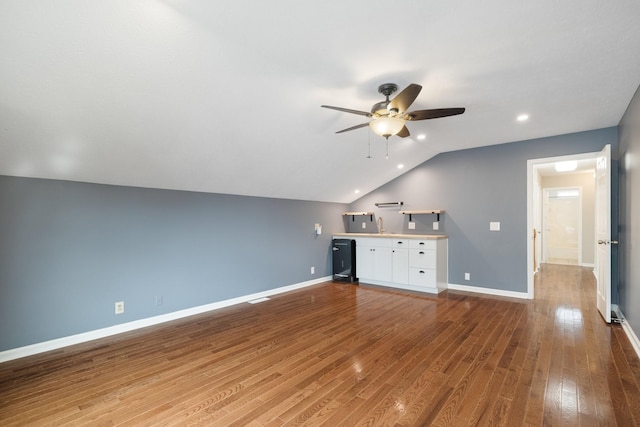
[1,264,639,426]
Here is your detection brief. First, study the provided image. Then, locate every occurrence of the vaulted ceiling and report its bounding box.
[1,1,639,203]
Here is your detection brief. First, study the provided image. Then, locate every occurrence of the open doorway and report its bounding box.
[527,152,599,298]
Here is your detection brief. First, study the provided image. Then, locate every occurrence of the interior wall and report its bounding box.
[0,176,347,351]
[618,83,640,334]
[541,172,596,266]
[348,127,617,294]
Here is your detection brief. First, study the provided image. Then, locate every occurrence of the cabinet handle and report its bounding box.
[419,270,425,274]
[419,242,425,245]
[397,241,403,244]
[419,251,424,255]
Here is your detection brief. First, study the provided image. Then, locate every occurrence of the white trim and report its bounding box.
[619,310,640,360]
[0,276,331,363]
[359,279,443,295]
[448,283,531,300]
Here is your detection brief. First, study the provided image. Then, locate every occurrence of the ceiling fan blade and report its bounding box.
[321,105,372,117]
[396,126,410,138]
[336,122,370,134]
[388,84,422,113]
[406,107,465,121]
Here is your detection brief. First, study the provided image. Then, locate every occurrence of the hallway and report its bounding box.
[531,263,640,425]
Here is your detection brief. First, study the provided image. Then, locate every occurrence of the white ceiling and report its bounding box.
[1,1,639,203]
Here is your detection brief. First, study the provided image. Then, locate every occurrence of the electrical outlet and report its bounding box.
[433,221,439,230]
[155,295,163,306]
[362,222,366,229]
[115,301,124,314]
[310,266,315,274]
[465,273,470,281]
[408,221,416,229]
[490,222,501,231]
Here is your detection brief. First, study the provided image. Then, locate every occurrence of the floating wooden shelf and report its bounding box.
[399,209,445,221]
[343,212,374,222]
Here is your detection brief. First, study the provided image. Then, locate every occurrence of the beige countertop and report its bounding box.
[332,233,447,240]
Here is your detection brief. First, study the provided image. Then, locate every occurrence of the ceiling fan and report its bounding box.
[321,83,465,139]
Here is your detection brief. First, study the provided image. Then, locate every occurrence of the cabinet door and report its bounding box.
[372,247,393,282]
[392,249,409,284]
[356,245,374,280]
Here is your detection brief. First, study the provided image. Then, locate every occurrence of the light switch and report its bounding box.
[490,222,501,231]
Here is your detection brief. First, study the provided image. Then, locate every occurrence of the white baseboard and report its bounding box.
[448,283,531,300]
[0,276,331,363]
[619,310,640,361]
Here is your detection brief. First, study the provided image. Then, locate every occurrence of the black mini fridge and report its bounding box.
[332,239,358,282]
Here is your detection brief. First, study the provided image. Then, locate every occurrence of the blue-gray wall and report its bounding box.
[0,125,627,354]
[618,84,640,334]
[348,127,618,294]
[0,176,347,351]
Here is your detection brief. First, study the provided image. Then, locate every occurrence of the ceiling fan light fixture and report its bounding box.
[369,117,405,139]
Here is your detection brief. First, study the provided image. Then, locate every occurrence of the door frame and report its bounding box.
[526,151,601,298]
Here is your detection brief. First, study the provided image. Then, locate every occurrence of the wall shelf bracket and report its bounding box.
[399,209,445,222]
[343,212,374,222]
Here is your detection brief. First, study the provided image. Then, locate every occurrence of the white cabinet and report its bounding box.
[356,238,392,283]
[409,239,436,288]
[408,238,448,291]
[350,235,448,294]
[392,239,409,284]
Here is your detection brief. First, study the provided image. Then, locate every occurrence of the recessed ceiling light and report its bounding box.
[416,134,426,140]
[397,164,404,169]
[354,189,360,194]
[517,114,529,122]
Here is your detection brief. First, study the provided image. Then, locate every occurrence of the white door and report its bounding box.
[533,173,542,272]
[543,188,581,265]
[595,144,611,323]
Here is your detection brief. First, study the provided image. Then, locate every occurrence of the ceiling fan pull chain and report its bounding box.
[386,140,389,159]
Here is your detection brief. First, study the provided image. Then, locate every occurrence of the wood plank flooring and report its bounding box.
[1,264,639,426]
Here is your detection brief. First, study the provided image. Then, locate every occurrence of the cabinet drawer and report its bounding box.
[409,268,436,287]
[392,239,408,248]
[409,249,436,269]
[409,239,436,250]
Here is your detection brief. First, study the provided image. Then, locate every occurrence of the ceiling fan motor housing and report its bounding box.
[371,83,399,115]
[378,83,398,97]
